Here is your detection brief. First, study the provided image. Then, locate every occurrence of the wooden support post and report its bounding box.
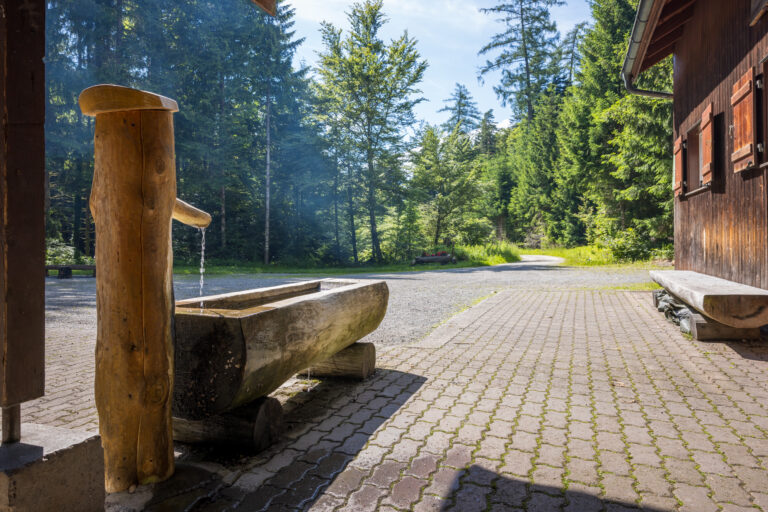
[300,342,376,380]
[1,405,21,444]
[0,0,46,436]
[689,312,761,341]
[80,85,180,493]
[172,397,283,452]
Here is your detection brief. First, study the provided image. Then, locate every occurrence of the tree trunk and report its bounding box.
[366,151,382,262]
[264,87,272,265]
[433,213,442,247]
[88,106,177,492]
[495,215,506,241]
[221,185,226,250]
[519,0,533,122]
[346,183,358,264]
[333,159,341,262]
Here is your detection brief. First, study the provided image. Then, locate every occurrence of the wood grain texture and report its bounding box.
[89,109,175,492]
[173,397,283,451]
[651,270,768,327]
[674,0,768,289]
[173,198,212,228]
[689,311,761,340]
[173,280,388,420]
[301,342,376,380]
[79,84,178,116]
[0,0,46,408]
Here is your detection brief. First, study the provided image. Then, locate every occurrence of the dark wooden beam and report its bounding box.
[653,6,696,41]
[0,0,46,412]
[645,25,685,60]
[659,0,697,24]
[640,41,677,73]
[251,0,276,16]
[638,4,695,74]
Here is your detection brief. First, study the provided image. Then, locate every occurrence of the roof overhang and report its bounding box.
[622,0,698,98]
[252,0,277,16]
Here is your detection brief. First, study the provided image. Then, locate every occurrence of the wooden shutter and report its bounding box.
[701,103,714,184]
[674,136,684,197]
[731,67,757,173]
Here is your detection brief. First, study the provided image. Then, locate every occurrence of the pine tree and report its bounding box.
[316,0,426,262]
[479,0,564,121]
[411,126,478,246]
[439,83,482,132]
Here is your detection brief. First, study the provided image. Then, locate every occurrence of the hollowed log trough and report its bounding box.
[172,279,388,449]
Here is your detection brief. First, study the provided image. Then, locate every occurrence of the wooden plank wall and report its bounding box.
[674,0,768,288]
[0,0,46,406]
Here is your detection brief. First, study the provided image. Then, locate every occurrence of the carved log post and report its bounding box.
[80,85,180,492]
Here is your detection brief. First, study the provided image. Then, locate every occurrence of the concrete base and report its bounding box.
[0,423,104,512]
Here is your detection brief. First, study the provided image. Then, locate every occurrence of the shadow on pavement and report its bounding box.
[142,369,426,511]
[439,465,667,511]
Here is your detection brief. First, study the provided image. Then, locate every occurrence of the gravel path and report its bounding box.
[45,256,654,347]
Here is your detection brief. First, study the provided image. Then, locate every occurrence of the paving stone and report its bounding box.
[368,460,406,489]
[324,467,366,498]
[36,287,768,511]
[674,483,718,512]
[381,476,426,509]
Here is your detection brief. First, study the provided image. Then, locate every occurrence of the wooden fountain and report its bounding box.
[80,85,211,493]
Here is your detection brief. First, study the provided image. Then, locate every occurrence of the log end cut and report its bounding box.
[79,84,179,117]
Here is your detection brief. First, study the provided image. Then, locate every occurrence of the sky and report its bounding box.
[288,0,592,126]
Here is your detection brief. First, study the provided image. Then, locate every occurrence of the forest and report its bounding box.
[45,0,674,268]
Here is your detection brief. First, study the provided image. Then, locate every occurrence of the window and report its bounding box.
[686,124,701,188]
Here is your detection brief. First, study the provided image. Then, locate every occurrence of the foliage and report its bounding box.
[46,238,94,265]
[439,83,482,132]
[45,0,675,269]
[479,0,564,120]
[315,0,427,262]
[521,245,617,266]
[453,241,521,266]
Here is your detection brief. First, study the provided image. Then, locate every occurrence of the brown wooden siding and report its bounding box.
[673,0,768,288]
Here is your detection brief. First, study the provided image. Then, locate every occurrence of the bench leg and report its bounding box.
[690,312,761,341]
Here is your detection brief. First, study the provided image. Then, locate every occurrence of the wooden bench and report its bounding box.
[412,254,457,265]
[45,264,96,278]
[650,270,768,328]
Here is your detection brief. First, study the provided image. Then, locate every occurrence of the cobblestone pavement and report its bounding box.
[20,264,768,511]
[104,289,768,511]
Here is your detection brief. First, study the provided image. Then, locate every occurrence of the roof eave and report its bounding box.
[252,0,277,16]
[621,0,674,99]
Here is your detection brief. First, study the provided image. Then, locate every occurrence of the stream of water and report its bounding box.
[199,227,206,311]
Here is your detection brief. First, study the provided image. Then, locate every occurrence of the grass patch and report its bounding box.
[453,241,521,266]
[601,282,662,291]
[175,242,522,276]
[521,246,672,269]
[174,260,482,276]
[521,246,616,266]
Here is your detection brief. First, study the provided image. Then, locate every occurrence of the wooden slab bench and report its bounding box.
[650,270,768,328]
[45,264,96,278]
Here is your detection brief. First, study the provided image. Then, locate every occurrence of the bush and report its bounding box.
[604,228,651,262]
[45,238,94,265]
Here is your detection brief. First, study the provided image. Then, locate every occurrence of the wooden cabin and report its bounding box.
[623,0,768,289]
